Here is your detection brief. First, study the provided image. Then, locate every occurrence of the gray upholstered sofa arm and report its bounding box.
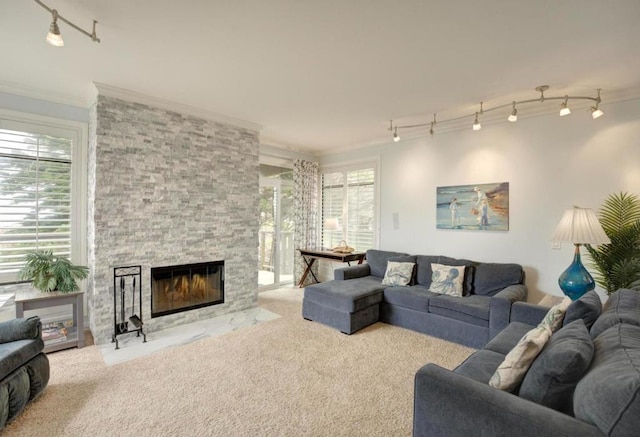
[0,316,41,344]
[334,264,371,280]
[510,301,549,326]
[413,364,603,437]
[489,284,527,339]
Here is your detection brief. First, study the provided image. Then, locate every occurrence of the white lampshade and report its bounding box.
[551,206,611,245]
[324,218,340,231]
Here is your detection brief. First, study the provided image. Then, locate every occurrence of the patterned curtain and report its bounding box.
[293,159,319,286]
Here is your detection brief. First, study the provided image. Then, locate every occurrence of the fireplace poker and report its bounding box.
[129,276,143,328]
[119,276,128,334]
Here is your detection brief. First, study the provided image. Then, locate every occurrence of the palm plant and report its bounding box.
[585,192,640,295]
[19,250,89,293]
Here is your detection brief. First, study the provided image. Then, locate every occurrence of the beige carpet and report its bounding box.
[6,287,474,436]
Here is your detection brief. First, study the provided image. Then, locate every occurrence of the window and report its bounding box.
[320,162,377,251]
[0,110,87,283]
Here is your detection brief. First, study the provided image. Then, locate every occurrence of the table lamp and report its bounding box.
[551,206,611,300]
[324,218,340,232]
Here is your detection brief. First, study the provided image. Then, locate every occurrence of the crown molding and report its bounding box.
[92,82,263,133]
[0,80,91,108]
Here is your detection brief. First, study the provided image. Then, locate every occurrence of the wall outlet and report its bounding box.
[552,242,562,250]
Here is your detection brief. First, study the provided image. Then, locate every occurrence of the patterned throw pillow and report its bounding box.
[489,324,553,392]
[381,261,415,287]
[540,298,571,333]
[429,263,466,297]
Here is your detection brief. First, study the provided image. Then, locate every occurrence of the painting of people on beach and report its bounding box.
[436,182,509,231]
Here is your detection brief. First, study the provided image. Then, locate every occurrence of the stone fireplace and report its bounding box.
[87,86,261,344]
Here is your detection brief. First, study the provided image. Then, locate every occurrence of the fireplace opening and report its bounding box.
[151,261,224,318]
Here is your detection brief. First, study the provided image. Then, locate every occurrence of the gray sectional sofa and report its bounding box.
[414,289,640,437]
[302,249,527,348]
[0,316,49,429]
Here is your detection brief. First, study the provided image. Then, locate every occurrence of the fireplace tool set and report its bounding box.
[112,265,146,350]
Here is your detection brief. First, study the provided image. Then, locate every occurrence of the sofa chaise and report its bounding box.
[414,289,640,436]
[0,316,49,429]
[302,249,527,348]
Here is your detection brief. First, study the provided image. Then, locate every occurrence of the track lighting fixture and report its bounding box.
[387,86,604,140]
[393,127,400,142]
[508,101,518,122]
[560,96,571,116]
[472,112,482,131]
[590,89,604,119]
[35,0,100,47]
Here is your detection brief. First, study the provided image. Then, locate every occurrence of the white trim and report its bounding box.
[0,108,88,284]
[0,80,91,108]
[92,82,263,133]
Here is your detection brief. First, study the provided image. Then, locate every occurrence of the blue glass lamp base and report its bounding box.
[558,245,595,301]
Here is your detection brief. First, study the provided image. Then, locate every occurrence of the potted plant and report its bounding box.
[18,250,89,293]
[585,192,640,295]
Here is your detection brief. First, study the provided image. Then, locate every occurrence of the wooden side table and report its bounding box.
[15,290,84,353]
[297,249,366,287]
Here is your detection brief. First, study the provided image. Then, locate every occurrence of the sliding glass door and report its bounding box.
[259,165,294,289]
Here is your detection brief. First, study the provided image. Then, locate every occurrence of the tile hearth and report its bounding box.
[98,306,280,366]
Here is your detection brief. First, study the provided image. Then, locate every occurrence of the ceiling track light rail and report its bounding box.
[388,85,603,141]
[34,0,100,47]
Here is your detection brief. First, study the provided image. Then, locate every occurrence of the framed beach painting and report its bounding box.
[436,182,509,231]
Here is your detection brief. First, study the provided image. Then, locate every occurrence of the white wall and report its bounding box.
[320,98,640,302]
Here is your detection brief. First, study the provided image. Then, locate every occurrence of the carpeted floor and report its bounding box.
[6,287,474,436]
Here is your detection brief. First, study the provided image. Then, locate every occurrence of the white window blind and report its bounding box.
[0,128,73,280]
[321,164,376,251]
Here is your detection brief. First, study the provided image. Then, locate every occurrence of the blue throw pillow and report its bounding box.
[519,319,594,413]
[563,290,602,331]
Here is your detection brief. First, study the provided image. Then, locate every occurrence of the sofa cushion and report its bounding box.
[489,325,552,392]
[0,317,41,344]
[573,323,640,437]
[429,294,491,326]
[366,250,409,278]
[415,255,441,287]
[381,261,415,287]
[429,263,465,297]
[454,349,505,384]
[304,276,384,312]
[520,319,594,413]
[382,285,435,312]
[485,322,533,355]
[590,288,640,339]
[563,290,602,330]
[473,263,523,296]
[0,339,45,382]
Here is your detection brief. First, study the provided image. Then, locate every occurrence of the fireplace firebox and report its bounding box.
[151,261,224,318]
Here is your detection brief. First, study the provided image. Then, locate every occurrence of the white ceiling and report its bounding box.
[2,1,640,154]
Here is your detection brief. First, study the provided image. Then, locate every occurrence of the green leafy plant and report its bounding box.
[18,250,89,293]
[585,192,640,295]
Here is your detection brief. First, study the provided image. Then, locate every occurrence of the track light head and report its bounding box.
[46,10,64,47]
[508,101,518,122]
[591,106,604,119]
[393,126,400,142]
[560,96,571,116]
[591,89,604,119]
[473,112,481,131]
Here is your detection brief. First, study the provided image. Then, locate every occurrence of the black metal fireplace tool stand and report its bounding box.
[112,265,147,350]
